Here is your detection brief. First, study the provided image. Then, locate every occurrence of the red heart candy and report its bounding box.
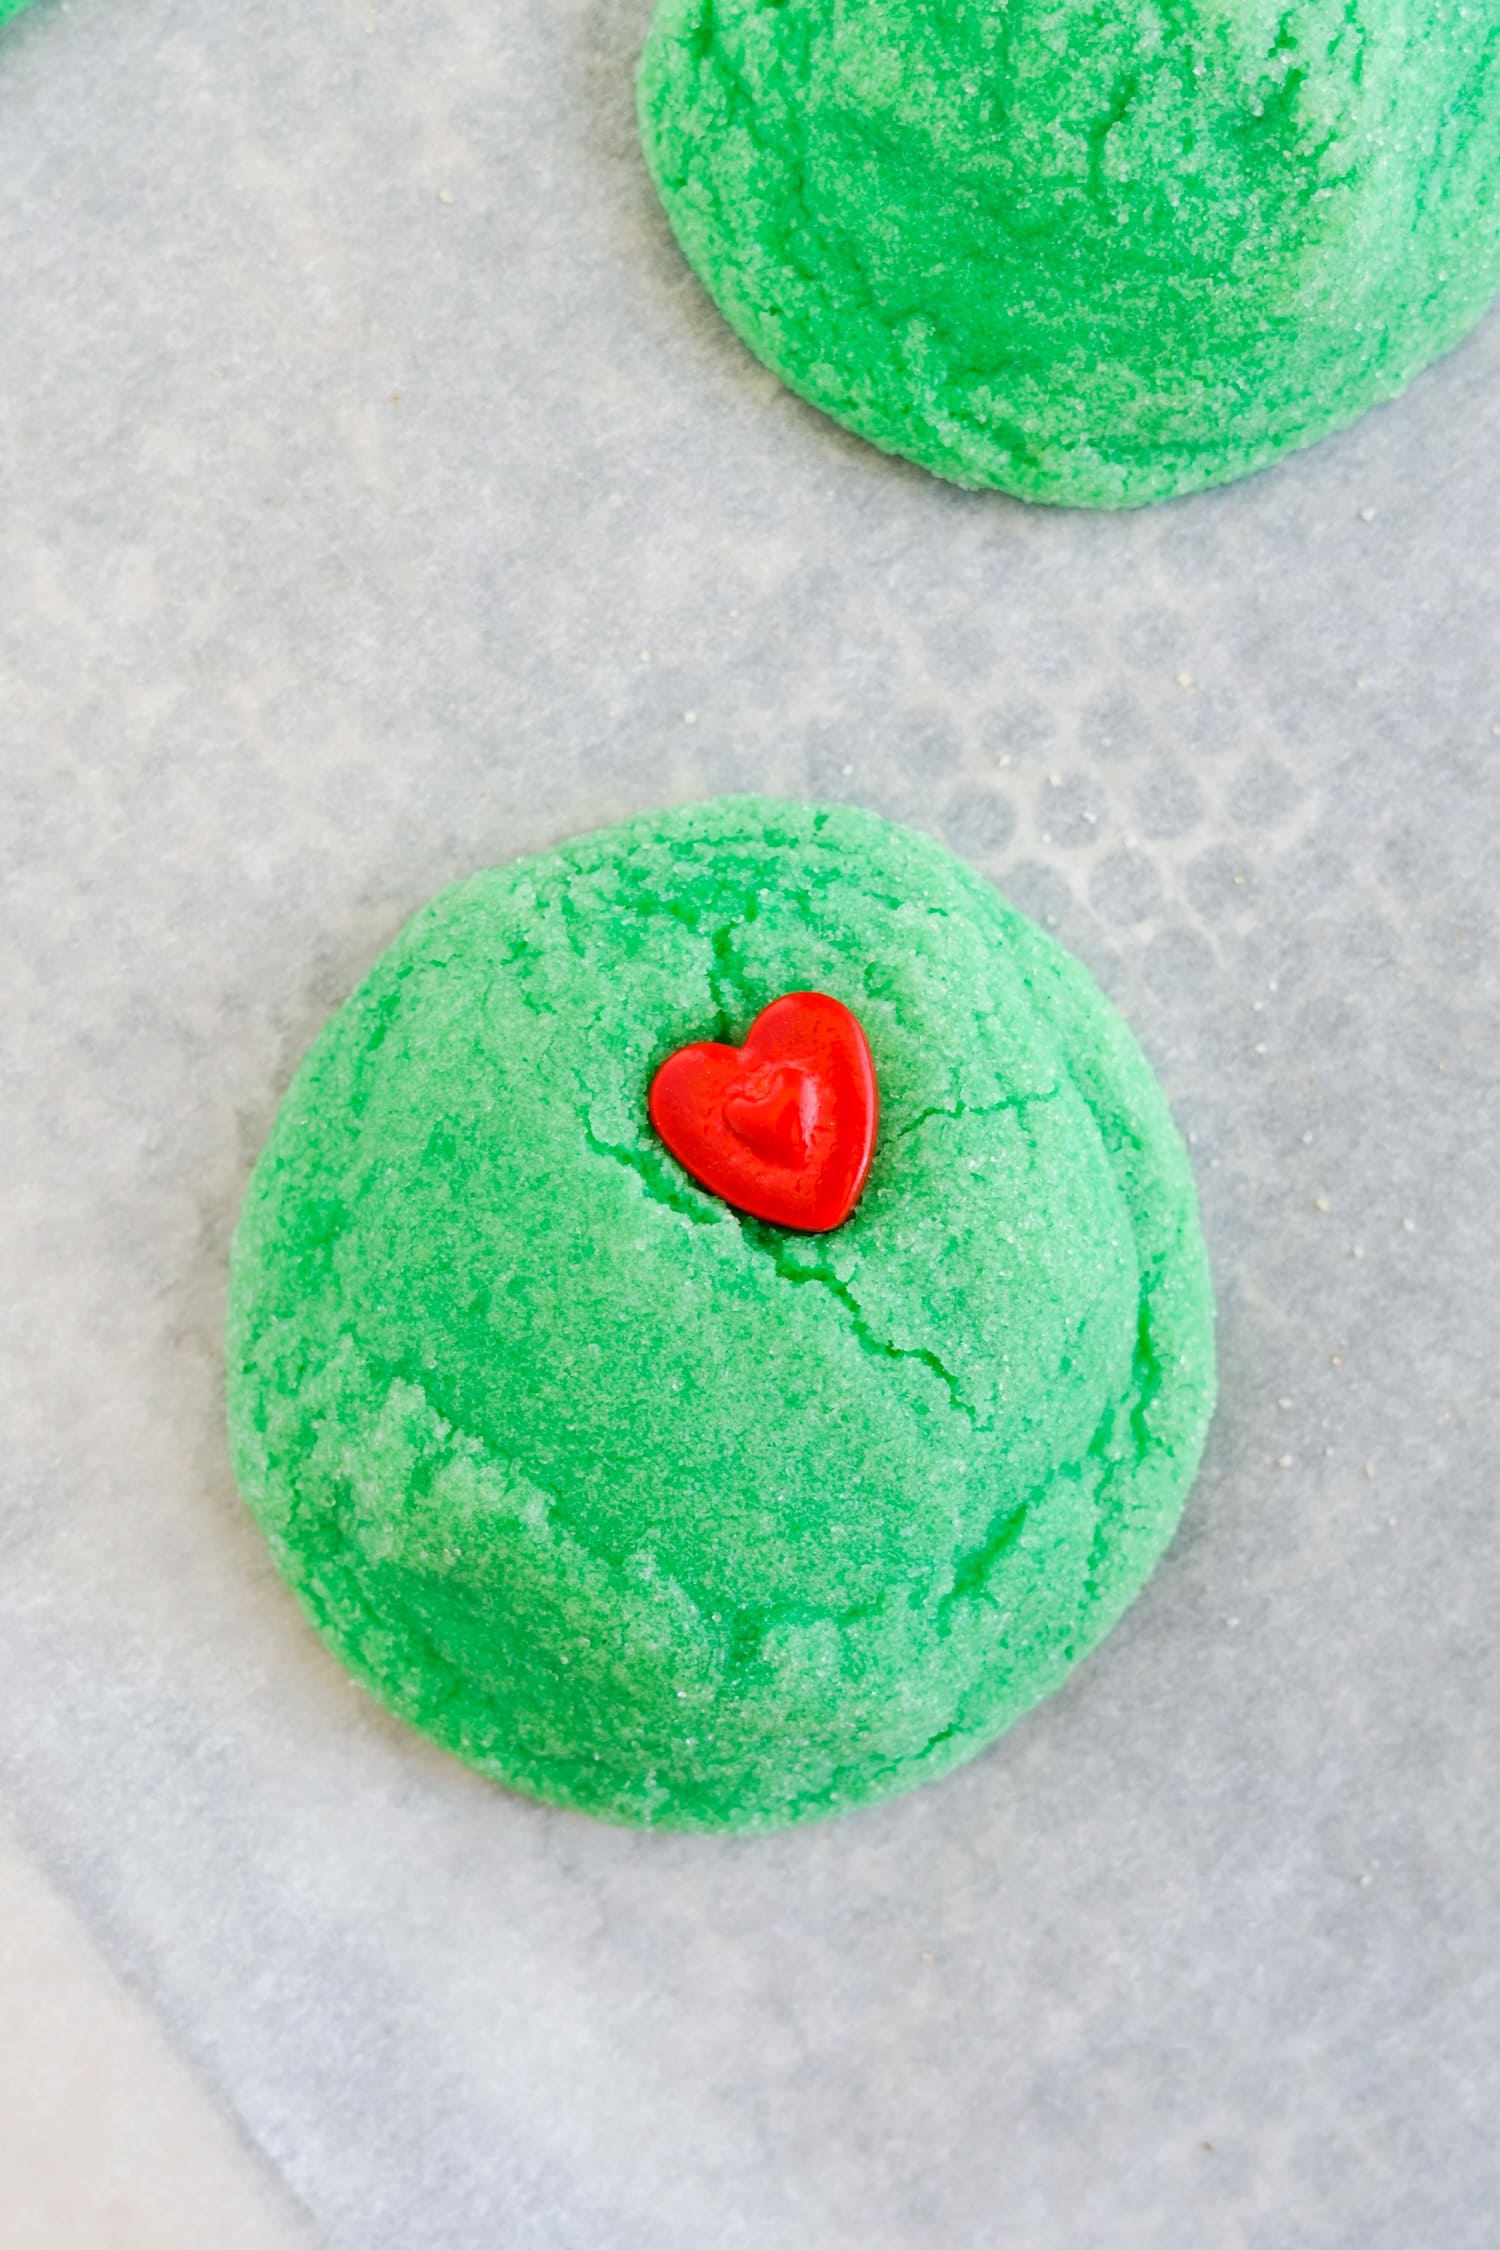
[649,992,879,1232]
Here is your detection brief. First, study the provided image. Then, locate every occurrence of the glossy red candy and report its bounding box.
[649,992,879,1232]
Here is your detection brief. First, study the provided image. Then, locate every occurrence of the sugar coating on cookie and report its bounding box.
[227,799,1215,1831]
[638,0,1500,507]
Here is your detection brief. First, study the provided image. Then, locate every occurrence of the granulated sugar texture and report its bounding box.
[228,800,1215,1830]
[640,0,1500,504]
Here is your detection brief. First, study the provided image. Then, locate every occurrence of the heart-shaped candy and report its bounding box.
[649,992,878,1231]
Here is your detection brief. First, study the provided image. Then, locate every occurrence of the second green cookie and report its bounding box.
[639,0,1500,506]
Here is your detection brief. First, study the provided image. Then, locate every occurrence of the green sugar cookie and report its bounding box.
[228,799,1215,1830]
[638,0,1500,506]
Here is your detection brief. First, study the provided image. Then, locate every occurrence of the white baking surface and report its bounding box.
[1,1,1496,2245]
[0,1810,316,2250]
